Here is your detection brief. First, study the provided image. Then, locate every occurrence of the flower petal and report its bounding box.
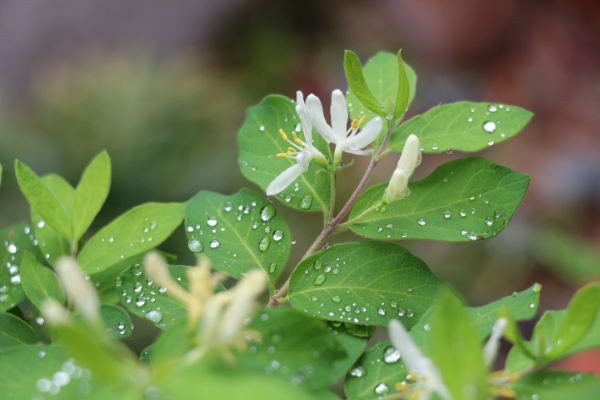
[330,89,348,143]
[296,104,313,146]
[306,94,334,143]
[266,162,307,196]
[344,117,382,150]
[483,318,507,367]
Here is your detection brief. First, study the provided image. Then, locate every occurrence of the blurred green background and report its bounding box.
[0,0,598,373]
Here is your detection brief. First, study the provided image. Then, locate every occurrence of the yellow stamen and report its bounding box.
[490,387,516,398]
[276,152,288,158]
[351,115,366,130]
[395,381,410,392]
[278,129,288,141]
[291,131,305,146]
[287,147,297,153]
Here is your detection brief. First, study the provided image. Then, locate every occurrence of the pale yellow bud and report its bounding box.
[55,257,100,323]
[384,134,421,203]
[40,298,70,325]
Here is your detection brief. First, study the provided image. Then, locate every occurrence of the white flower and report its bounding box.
[55,256,100,323]
[483,318,508,367]
[266,91,326,196]
[384,134,422,202]
[389,319,452,400]
[306,89,382,161]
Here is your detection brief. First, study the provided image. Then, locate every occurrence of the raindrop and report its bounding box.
[209,239,220,249]
[299,195,313,210]
[377,307,386,316]
[260,205,276,222]
[146,310,163,323]
[374,383,389,395]
[268,263,277,274]
[417,218,427,226]
[313,274,327,286]
[259,125,265,132]
[383,346,402,364]
[258,237,271,252]
[332,295,341,303]
[206,217,218,227]
[272,230,284,242]
[37,220,46,229]
[313,260,322,270]
[349,366,366,378]
[483,121,497,133]
[443,210,452,219]
[188,240,203,253]
[6,244,17,254]
[488,104,498,112]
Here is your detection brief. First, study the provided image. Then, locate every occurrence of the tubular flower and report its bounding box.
[388,319,452,400]
[305,89,382,161]
[55,256,101,324]
[483,318,508,367]
[383,134,422,203]
[266,91,327,196]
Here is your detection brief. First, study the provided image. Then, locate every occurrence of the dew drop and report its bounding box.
[206,217,218,227]
[383,346,402,364]
[488,104,498,112]
[209,239,220,249]
[258,237,271,252]
[443,210,452,219]
[349,366,366,378]
[272,230,284,242]
[268,262,277,274]
[483,121,497,133]
[188,239,203,252]
[146,310,163,323]
[377,307,386,316]
[260,205,276,222]
[332,295,341,303]
[299,195,313,210]
[374,383,389,395]
[313,274,326,286]
[417,218,427,226]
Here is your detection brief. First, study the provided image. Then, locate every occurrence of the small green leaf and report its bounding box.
[0,313,39,350]
[100,305,133,338]
[77,202,185,274]
[239,308,346,390]
[72,150,111,242]
[15,160,72,239]
[329,323,370,385]
[20,251,65,311]
[343,50,386,116]
[289,242,440,327]
[344,340,407,399]
[346,51,417,125]
[393,50,410,120]
[237,95,332,213]
[388,101,533,154]
[118,263,189,328]
[429,288,488,400]
[185,189,291,285]
[512,371,600,400]
[31,175,74,264]
[349,157,530,242]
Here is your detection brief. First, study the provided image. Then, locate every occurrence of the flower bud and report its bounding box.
[384,134,421,203]
[55,257,100,323]
[144,252,190,305]
[40,298,70,325]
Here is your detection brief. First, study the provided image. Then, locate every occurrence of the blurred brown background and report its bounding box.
[0,0,598,373]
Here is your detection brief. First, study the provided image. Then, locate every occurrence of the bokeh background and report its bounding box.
[0,0,598,373]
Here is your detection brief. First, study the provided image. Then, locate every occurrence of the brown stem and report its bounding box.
[268,126,394,307]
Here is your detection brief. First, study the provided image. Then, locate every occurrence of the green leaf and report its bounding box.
[15,160,72,239]
[328,323,370,384]
[72,150,111,242]
[344,340,408,399]
[288,242,440,327]
[429,288,487,400]
[239,308,346,390]
[348,157,530,242]
[343,50,386,116]
[0,344,136,399]
[185,189,291,285]
[20,251,65,310]
[0,223,40,312]
[237,94,332,213]
[469,283,541,339]
[506,283,600,372]
[118,263,189,328]
[31,175,74,264]
[346,51,417,124]
[388,101,533,154]
[393,50,410,120]
[77,202,185,274]
[0,313,39,350]
[100,305,133,339]
[533,229,600,284]
[512,371,600,400]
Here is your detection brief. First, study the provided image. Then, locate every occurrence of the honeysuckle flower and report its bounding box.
[483,318,508,367]
[55,256,101,323]
[383,134,422,203]
[389,319,452,400]
[40,298,71,325]
[144,252,267,363]
[306,89,383,161]
[266,91,327,196]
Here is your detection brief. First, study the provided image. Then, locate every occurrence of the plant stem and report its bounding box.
[268,125,395,307]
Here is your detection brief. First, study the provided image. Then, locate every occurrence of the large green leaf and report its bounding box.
[344,340,408,399]
[31,175,74,264]
[0,223,40,312]
[0,313,39,350]
[512,371,600,400]
[388,101,533,154]
[15,160,72,239]
[346,51,417,126]
[185,189,291,285]
[72,151,111,242]
[429,289,487,400]
[100,305,133,339]
[348,157,530,241]
[343,50,385,116]
[77,202,185,274]
[288,242,440,327]
[117,263,189,328]
[20,251,65,310]
[237,95,332,213]
[238,308,346,391]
